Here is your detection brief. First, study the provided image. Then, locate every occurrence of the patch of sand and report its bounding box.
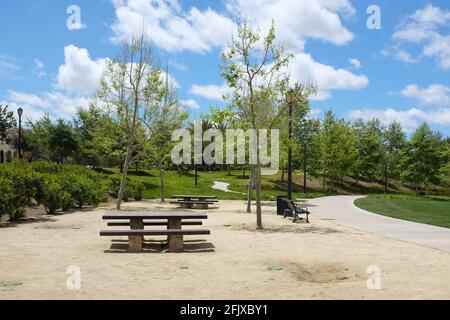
[0,200,449,299]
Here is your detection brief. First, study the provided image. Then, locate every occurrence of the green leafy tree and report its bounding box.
[353,118,384,181]
[221,20,291,229]
[382,121,406,192]
[24,114,53,160]
[316,111,358,191]
[0,105,17,140]
[96,30,155,210]
[48,119,79,164]
[142,67,189,202]
[400,123,443,195]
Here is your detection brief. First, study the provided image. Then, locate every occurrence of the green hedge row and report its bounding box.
[0,161,144,220]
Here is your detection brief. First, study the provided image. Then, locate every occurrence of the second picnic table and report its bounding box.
[171,195,218,209]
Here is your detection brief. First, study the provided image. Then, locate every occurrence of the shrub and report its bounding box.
[0,176,21,220]
[0,161,34,220]
[33,174,71,214]
[109,176,144,201]
[58,173,107,208]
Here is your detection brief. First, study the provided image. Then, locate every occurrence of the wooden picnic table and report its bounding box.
[171,195,218,209]
[101,212,209,252]
[173,195,217,200]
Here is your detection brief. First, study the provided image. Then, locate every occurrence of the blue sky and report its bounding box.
[0,0,449,135]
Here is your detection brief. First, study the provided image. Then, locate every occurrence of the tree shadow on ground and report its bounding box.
[234,224,340,235]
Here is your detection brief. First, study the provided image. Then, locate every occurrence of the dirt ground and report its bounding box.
[0,200,449,300]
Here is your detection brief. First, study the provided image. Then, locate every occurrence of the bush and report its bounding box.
[33,174,71,214]
[0,176,22,220]
[0,161,34,220]
[109,176,144,201]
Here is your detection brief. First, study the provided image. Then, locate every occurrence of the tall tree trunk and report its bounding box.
[246,166,253,213]
[255,163,262,229]
[281,169,285,182]
[159,163,165,202]
[117,144,132,210]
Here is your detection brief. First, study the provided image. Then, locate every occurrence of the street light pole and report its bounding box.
[287,89,294,200]
[17,107,23,160]
[303,138,308,195]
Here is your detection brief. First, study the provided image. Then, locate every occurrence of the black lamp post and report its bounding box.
[303,136,309,195]
[286,89,295,200]
[17,107,23,159]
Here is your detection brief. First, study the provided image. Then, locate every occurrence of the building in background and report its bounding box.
[0,129,18,163]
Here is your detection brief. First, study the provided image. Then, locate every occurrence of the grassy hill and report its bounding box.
[100,168,450,201]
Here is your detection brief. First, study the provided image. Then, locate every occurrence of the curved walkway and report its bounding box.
[212,181,246,194]
[306,195,450,253]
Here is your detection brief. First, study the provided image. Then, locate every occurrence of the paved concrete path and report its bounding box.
[212,181,245,194]
[306,195,450,253]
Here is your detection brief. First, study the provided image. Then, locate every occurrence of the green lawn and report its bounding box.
[101,168,326,201]
[354,194,450,229]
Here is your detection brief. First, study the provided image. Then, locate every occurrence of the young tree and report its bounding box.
[382,121,406,192]
[142,67,189,202]
[48,119,79,164]
[316,111,358,191]
[400,123,442,195]
[24,114,53,160]
[221,21,291,229]
[0,105,17,140]
[97,30,153,210]
[353,118,384,181]
[438,138,450,186]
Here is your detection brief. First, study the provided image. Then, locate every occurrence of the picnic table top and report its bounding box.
[173,195,217,199]
[103,212,208,220]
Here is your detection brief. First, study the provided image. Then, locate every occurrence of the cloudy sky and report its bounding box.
[0,0,449,134]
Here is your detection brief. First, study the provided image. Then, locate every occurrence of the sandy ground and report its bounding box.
[0,200,449,300]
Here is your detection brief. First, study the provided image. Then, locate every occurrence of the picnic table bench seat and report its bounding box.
[100,229,211,237]
[170,200,215,209]
[107,221,203,227]
[101,212,210,252]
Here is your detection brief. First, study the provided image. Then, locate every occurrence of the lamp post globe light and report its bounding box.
[17,107,23,159]
[286,89,295,200]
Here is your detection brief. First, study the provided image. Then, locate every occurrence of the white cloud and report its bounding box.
[34,59,44,69]
[290,53,369,98]
[181,99,200,109]
[401,84,450,106]
[381,47,419,64]
[189,84,230,101]
[111,0,367,100]
[0,55,21,79]
[393,4,450,69]
[227,0,354,51]
[4,90,89,122]
[348,58,361,69]
[56,45,108,96]
[348,107,450,133]
[111,0,236,53]
[33,58,46,77]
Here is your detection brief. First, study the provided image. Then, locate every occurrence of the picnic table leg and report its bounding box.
[129,218,143,252]
[168,217,183,252]
[196,203,209,209]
